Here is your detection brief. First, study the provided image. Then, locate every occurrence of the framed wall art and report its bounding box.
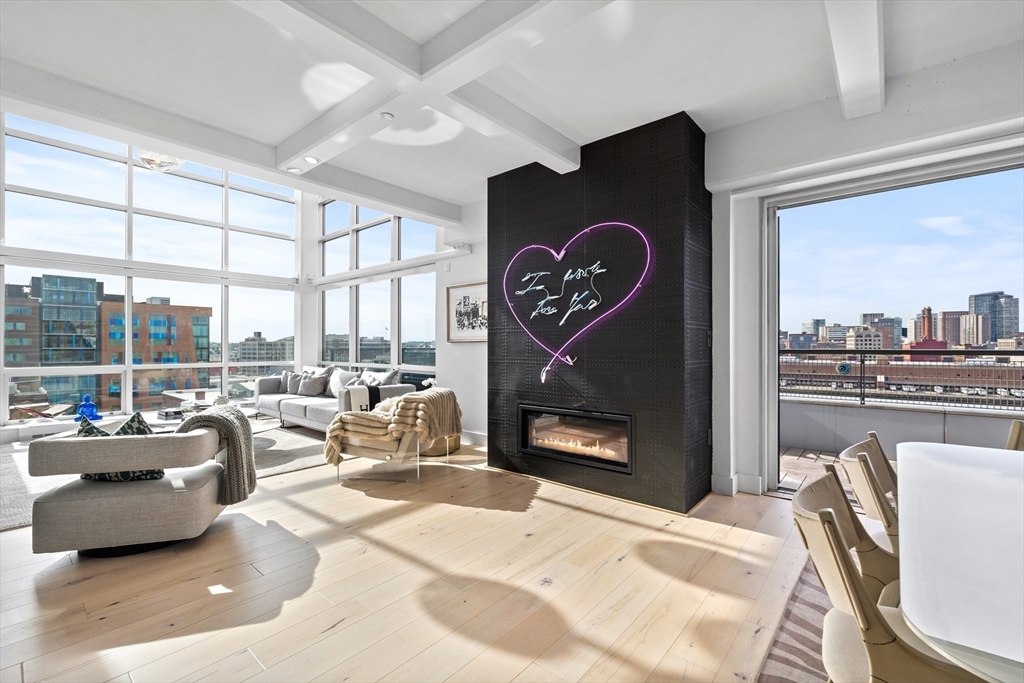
[447,282,488,342]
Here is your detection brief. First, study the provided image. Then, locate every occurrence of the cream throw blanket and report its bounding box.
[324,389,461,466]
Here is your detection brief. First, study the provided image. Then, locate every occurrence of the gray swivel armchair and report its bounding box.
[29,428,226,554]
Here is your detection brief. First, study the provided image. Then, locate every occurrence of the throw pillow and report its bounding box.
[345,376,368,387]
[286,371,303,394]
[78,413,165,482]
[327,369,360,398]
[297,373,329,396]
[361,368,399,386]
[279,370,293,393]
[302,365,333,377]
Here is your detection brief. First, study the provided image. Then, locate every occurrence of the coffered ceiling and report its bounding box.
[1,0,1021,223]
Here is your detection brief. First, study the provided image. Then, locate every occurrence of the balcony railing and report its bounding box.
[779,348,1024,411]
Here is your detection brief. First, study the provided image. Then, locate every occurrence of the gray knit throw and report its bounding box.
[176,405,256,505]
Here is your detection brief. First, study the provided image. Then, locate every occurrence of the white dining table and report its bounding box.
[896,442,1024,683]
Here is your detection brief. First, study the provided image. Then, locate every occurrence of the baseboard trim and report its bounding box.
[711,474,738,496]
[460,430,487,446]
[737,473,765,495]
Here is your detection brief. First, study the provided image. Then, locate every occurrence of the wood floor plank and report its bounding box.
[646,653,716,682]
[578,546,710,683]
[712,620,775,683]
[186,648,265,683]
[244,577,465,682]
[512,663,567,682]
[126,592,337,682]
[445,526,674,683]
[745,545,808,630]
[713,532,786,600]
[380,561,588,683]
[535,542,693,682]
[245,597,370,669]
[0,452,809,683]
[666,589,754,673]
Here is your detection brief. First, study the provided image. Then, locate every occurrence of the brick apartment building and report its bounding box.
[97,298,214,412]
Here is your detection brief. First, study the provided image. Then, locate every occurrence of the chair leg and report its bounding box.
[446,435,450,464]
[416,434,420,481]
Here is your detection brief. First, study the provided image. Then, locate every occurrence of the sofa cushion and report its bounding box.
[298,373,329,396]
[280,396,334,419]
[77,414,165,482]
[257,393,292,413]
[306,402,339,426]
[327,369,359,398]
[361,368,399,386]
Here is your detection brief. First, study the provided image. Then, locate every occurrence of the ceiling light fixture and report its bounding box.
[138,150,185,173]
[379,112,395,121]
[285,167,303,174]
[303,156,320,165]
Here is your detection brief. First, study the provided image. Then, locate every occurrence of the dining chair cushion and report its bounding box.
[871,529,894,554]
[823,605,931,683]
[878,579,901,608]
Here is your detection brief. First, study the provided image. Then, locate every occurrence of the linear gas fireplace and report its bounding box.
[518,404,633,474]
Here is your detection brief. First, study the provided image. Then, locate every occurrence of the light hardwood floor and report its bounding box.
[0,448,806,683]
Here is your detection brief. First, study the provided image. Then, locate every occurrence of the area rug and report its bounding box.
[757,560,831,683]
[0,426,327,531]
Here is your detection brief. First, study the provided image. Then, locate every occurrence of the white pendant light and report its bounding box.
[138,150,185,172]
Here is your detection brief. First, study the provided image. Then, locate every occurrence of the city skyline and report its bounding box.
[779,168,1023,335]
[787,290,1021,340]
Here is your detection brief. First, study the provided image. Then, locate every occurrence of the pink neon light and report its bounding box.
[502,222,652,382]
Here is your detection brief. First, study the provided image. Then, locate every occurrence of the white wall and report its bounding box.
[435,200,488,444]
[707,42,1024,495]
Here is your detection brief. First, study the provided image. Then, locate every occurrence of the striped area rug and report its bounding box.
[757,560,830,683]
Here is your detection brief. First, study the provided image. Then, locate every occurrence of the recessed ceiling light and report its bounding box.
[285,167,303,174]
[303,156,320,165]
[379,112,395,121]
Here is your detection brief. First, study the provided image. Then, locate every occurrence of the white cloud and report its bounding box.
[916,216,974,236]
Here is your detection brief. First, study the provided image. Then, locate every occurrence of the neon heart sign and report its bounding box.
[503,222,652,382]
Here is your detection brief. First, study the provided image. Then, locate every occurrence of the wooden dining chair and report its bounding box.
[1007,419,1024,451]
[793,468,986,683]
[840,435,899,556]
[793,465,900,607]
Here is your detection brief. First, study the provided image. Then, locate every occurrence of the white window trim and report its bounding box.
[752,148,1024,493]
[1,111,304,427]
[316,199,462,378]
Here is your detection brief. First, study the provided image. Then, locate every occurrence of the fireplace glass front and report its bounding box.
[519,404,633,474]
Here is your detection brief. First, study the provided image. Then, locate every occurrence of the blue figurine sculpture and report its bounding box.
[75,395,103,422]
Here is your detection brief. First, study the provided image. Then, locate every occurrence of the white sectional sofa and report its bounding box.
[254,367,414,432]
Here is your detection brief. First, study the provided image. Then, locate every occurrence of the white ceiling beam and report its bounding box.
[436,82,579,173]
[821,0,885,120]
[275,79,399,168]
[240,0,610,174]
[0,59,461,225]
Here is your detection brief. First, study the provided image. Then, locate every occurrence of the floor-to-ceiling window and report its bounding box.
[1,113,297,423]
[318,200,437,386]
[775,167,1024,489]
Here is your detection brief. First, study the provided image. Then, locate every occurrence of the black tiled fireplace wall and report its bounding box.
[487,111,713,513]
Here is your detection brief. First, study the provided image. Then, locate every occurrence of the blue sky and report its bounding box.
[779,168,1024,335]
